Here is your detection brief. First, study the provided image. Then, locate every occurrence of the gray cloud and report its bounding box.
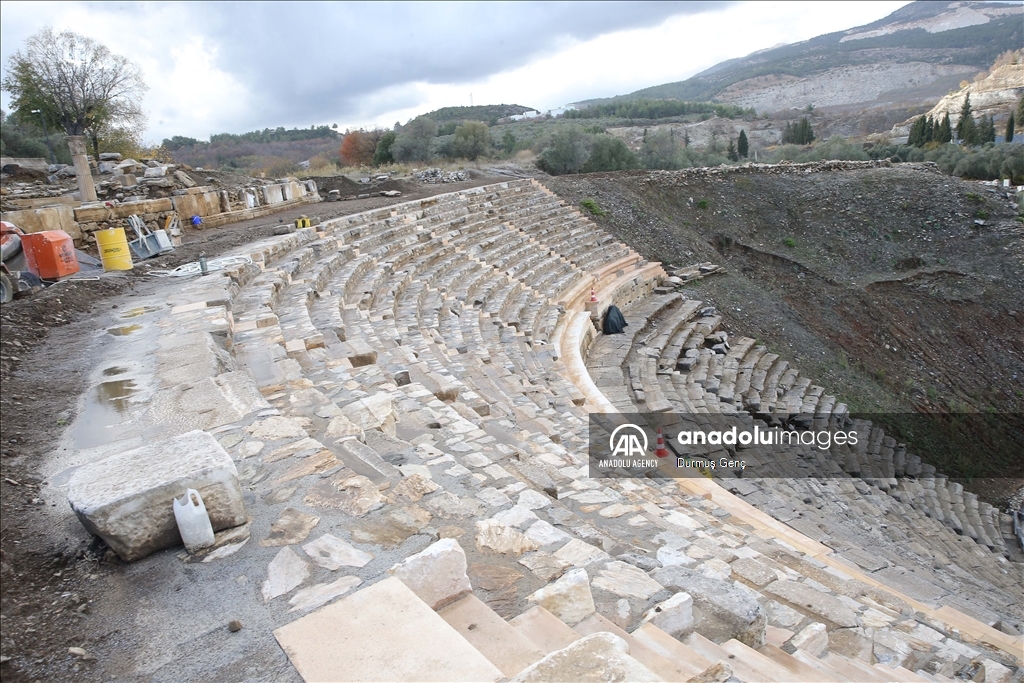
[194,1,727,128]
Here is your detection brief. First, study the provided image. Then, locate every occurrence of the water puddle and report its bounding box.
[107,324,143,336]
[119,305,161,319]
[69,379,140,449]
[102,366,129,377]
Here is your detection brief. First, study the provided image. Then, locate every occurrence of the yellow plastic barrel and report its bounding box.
[95,228,133,271]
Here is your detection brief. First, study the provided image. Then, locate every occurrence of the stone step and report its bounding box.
[273,576,503,682]
[685,632,793,683]
[787,647,860,683]
[509,604,582,655]
[822,653,892,682]
[438,594,547,678]
[757,643,844,682]
[574,612,701,681]
[630,622,714,677]
[876,665,933,682]
[722,637,823,682]
[511,631,661,682]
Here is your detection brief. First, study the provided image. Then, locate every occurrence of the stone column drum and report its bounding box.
[66,135,98,202]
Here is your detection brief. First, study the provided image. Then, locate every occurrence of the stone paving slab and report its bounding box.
[274,577,503,682]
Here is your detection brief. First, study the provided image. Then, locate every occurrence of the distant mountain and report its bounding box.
[576,1,1022,114]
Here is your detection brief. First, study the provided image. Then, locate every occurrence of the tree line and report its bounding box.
[564,98,754,121]
[908,94,1023,148]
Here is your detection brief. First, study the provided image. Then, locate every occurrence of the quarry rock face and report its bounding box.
[66,430,247,561]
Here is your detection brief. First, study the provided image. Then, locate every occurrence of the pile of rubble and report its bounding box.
[417,168,468,183]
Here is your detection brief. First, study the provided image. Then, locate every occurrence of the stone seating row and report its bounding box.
[172,179,1019,679]
[579,293,1022,623]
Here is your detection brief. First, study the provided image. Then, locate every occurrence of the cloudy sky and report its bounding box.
[0,1,909,143]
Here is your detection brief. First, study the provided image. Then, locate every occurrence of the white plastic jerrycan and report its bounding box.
[173,488,216,552]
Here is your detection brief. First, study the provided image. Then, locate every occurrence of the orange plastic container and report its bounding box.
[20,230,80,279]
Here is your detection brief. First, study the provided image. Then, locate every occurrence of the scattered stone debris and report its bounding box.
[417,168,467,183]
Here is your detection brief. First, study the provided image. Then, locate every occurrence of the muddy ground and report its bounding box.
[0,170,512,681]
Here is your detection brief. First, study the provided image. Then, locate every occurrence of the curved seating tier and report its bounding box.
[143,177,1022,681]
[581,291,1023,626]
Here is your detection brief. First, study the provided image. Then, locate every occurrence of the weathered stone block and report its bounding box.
[765,580,858,629]
[341,393,395,436]
[527,567,595,626]
[67,430,246,561]
[512,632,659,682]
[786,621,828,657]
[653,566,766,647]
[642,591,694,638]
[388,538,472,609]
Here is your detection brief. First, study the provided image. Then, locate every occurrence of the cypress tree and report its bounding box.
[799,117,814,144]
[937,113,953,144]
[737,130,749,158]
[908,116,927,147]
[1006,113,1015,143]
[925,115,935,143]
[983,115,997,143]
[956,94,975,143]
[1017,96,1024,129]
[727,139,739,162]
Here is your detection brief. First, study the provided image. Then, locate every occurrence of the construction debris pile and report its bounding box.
[2,155,320,248]
[417,168,468,183]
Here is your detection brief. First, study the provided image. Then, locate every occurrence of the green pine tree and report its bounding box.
[936,113,953,144]
[726,139,739,162]
[798,118,814,144]
[1006,112,1015,143]
[737,129,749,158]
[956,94,976,143]
[908,116,927,147]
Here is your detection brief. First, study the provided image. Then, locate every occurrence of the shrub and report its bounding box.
[580,198,607,216]
[454,121,489,160]
[783,237,796,248]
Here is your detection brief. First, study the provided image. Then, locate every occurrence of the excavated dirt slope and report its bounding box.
[544,162,1024,501]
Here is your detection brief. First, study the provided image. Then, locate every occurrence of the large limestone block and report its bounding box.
[786,621,828,657]
[642,591,694,638]
[764,580,858,629]
[67,430,246,561]
[653,566,766,647]
[591,560,663,600]
[527,567,596,626]
[341,393,396,436]
[388,538,472,609]
[511,632,660,682]
[274,577,502,682]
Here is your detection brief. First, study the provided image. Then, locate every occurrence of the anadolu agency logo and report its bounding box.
[609,423,648,457]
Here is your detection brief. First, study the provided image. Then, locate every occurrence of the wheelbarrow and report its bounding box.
[127,215,174,260]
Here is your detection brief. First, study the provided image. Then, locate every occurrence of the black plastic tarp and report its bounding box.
[603,305,628,335]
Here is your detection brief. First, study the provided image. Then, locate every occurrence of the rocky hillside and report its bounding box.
[578,1,1022,114]
[892,52,1024,137]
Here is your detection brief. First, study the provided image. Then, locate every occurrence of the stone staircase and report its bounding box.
[59,178,1022,681]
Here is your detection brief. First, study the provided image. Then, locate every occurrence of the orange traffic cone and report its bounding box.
[655,428,669,458]
[590,287,598,302]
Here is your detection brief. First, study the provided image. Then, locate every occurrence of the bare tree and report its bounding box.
[2,27,147,156]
